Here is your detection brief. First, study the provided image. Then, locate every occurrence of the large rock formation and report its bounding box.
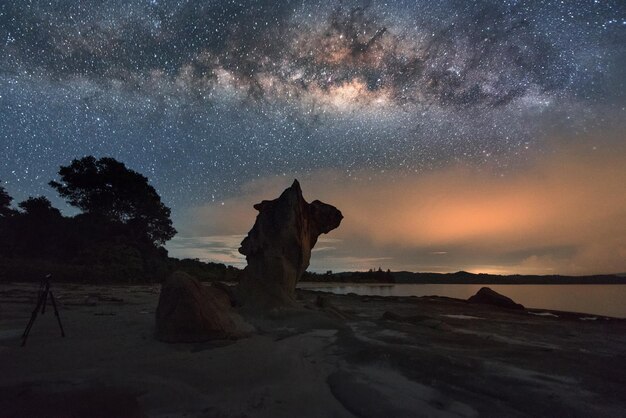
[155,271,239,342]
[237,180,343,309]
[467,287,525,310]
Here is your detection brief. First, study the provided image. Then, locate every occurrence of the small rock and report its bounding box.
[467,287,524,310]
[315,295,331,308]
[155,271,241,343]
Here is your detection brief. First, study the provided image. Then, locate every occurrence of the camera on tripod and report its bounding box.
[21,274,65,347]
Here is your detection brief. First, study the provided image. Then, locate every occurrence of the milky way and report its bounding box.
[1,0,624,211]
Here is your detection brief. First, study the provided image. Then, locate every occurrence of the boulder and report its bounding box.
[237,180,343,309]
[467,287,524,310]
[155,271,238,342]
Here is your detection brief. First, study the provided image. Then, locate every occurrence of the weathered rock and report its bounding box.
[237,180,343,309]
[467,287,525,310]
[155,271,238,342]
[212,281,238,307]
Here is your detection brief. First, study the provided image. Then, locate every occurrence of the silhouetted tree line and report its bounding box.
[303,267,395,283]
[341,267,395,283]
[0,156,238,283]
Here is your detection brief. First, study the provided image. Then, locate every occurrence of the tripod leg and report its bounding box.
[41,289,48,314]
[48,292,65,338]
[21,292,45,346]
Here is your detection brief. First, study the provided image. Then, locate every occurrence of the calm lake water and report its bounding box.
[298,283,626,318]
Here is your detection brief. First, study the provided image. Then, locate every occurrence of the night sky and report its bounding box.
[2,0,625,274]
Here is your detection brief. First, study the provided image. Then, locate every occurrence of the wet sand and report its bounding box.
[1,282,625,417]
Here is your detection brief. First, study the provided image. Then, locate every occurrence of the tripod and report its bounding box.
[21,274,65,347]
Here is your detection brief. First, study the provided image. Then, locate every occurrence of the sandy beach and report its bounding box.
[1,282,625,417]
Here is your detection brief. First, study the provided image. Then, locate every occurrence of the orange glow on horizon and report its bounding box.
[178,138,626,275]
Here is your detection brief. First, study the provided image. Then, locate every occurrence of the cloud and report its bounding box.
[167,234,246,266]
[173,136,626,275]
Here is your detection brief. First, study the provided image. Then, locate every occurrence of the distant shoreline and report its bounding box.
[301,270,626,285]
[299,280,626,285]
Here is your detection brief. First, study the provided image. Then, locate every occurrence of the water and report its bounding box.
[298,283,626,318]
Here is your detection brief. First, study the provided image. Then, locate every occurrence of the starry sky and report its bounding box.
[1,0,625,275]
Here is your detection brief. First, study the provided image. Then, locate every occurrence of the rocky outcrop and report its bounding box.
[237,180,343,309]
[155,271,239,342]
[467,287,525,310]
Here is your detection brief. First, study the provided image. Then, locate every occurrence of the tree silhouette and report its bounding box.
[49,156,176,245]
[0,182,15,218]
[11,197,65,259]
[18,196,62,219]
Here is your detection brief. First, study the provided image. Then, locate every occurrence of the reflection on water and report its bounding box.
[298,283,626,318]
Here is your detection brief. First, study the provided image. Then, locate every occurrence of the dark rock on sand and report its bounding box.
[237,180,342,309]
[315,294,331,308]
[212,281,239,307]
[467,287,524,310]
[155,271,238,342]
